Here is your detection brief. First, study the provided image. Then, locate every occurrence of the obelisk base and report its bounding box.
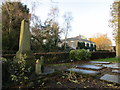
[14,50,35,73]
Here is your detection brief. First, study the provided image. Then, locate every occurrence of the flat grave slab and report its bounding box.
[67,68,99,76]
[90,61,110,64]
[94,64,103,66]
[112,70,120,74]
[76,64,103,70]
[102,63,120,69]
[42,67,55,75]
[100,74,120,84]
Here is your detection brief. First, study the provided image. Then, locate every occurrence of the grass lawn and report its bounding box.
[92,57,120,63]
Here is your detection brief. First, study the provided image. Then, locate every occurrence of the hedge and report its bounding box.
[2,52,70,64]
[2,51,116,63]
[34,52,69,64]
[90,51,116,60]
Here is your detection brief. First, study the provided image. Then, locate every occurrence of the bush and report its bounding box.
[69,50,76,60]
[9,55,33,86]
[1,55,34,87]
[70,49,91,60]
[0,57,11,86]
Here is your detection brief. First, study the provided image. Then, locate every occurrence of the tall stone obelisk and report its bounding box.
[15,19,35,71]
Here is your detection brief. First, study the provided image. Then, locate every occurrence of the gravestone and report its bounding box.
[102,63,120,69]
[76,64,103,70]
[90,61,110,64]
[36,56,44,75]
[100,74,120,84]
[42,67,55,75]
[94,64,102,66]
[36,59,42,75]
[67,68,99,76]
[15,19,35,72]
[112,70,120,74]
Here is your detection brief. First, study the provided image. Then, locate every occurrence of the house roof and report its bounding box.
[81,39,94,43]
[66,38,79,41]
[62,37,95,43]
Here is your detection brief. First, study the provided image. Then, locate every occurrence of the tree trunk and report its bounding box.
[117,2,120,60]
[116,41,120,59]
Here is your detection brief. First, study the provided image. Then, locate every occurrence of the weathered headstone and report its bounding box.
[35,56,44,75]
[15,19,35,72]
[42,67,55,75]
[36,59,42,75]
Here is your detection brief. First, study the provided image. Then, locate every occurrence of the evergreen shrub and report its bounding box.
[70,49,91,60]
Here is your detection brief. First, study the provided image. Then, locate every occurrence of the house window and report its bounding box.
[87,43,89,47]
[78,42,85,49]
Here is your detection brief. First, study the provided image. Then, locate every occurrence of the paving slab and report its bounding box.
[90,61,110,64]
[100,74,120,84]
[76,64,103,70]
[102,63,120,69]
[112,70,120,74]
[67,68,99,76]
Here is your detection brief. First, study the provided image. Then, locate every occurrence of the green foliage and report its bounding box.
[9,55,32,85]
[70,49,91,60]
[1,56,33,87]
[1,57,11,86]
[69,50,76,60]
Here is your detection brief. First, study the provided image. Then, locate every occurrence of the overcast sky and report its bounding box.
[1,0,115,45]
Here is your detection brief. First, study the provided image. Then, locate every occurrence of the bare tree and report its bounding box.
[63,12,73,50]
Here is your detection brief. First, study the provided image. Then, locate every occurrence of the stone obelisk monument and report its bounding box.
[15,19,35,71]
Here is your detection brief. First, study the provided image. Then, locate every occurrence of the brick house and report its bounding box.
[61,35,96,51]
